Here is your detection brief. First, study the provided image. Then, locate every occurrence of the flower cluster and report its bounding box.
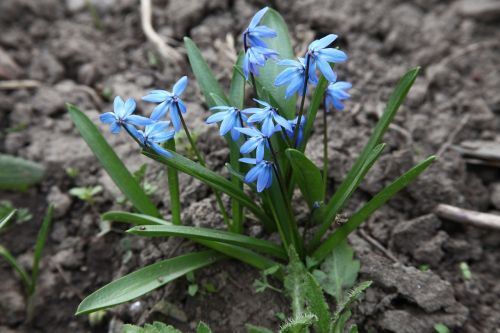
[100,77,189,158]
[99,7,353,193]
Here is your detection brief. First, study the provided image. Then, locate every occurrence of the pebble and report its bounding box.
[457,0,500,20]
[47,186,72,218]
[491,183,500,210]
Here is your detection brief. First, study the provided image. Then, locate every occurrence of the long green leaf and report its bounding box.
[257,8,296,119]
[128,225,286,259]
[67,104,160,217]
[286,149,324,209]
[30,205,53,294]
[300,75,329,152]
[102,211,171,226]
[76,251,223,315]
[0,244,32,290]
[305,272,331,333]
[184,37,229,106]
[309,144,386,250]
[0,154,45,191]
[312,156,436,262]
[165,140,181,225]
[103,211,279,270]
[0,209,17,231]
[142,149,273,227]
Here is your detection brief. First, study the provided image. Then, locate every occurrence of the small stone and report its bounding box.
[0,48,22,79]
[47,186,72,218]
[52,248,84,269]
[33,86,65,116]
[457,0,500,20]
[391,214,441,255]
[413,231,448,266]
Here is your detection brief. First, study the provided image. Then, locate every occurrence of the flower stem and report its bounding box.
[293,54,311,148]
[176,105,231,227]
[322,100,329,197]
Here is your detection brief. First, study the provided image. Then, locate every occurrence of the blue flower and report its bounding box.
[239,158,274,192]
[235,127,268,162]
[274,58,318,99]
[242,46,278,80]
[243,7,277,49]
[99,96,154,134]
[325,81,352,111]
[307,34,347,82]
[206,105,248,141]
[243,99,292,137]
[132,121,175,158]
[284,116,306,146]
[142,76,188,132]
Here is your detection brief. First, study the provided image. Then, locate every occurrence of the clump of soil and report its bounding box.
[1,0,499,332]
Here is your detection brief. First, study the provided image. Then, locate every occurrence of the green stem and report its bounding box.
[176,105,231,227]
[292,54,311,147]
[165,140,181,225]
[322,102,329,197]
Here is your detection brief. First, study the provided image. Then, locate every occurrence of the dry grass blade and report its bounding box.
[435,204,500,231]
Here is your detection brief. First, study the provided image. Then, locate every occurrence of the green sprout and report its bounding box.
[69,185,103,203]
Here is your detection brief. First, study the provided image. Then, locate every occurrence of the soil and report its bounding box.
[1,0,500,332]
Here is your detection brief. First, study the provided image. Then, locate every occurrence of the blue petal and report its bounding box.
[150,100,171,120]
[256,142,265,162]
[316,58,337,82]
[248,7,268,29]
[261,116,275,137]
[251,26,277,38]
[170,108,182,132]
[240,138,261,154]
[235,127,262,137]
[274,114,293,132]
[124,98,137,116]
[275,67,299,86]
[219,112,236,136]
[206,111,228,124]
[231,128,240,141]
[239,157,257,164]
[110,122,121,134]
[176,99,187,113]
[113,96,125,118]
[309,34,337,51]
[100,112,116,124]
[245,164,262,183]
[173,76,188,96]
[151,130,175,143]
[243,52,250,80]
[257,165,270,192]
[247,111,268,123]
[146,121,171,136]
[142,90,170,103]
[126,115,155,126]
[151,142,172,158]
[318,48,348,63]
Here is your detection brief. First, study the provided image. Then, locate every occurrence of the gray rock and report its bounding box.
[0,278,25,325]
[29,50,64,84]
[391,214,441,255]
[413,231,448,266]
[456,0,500,20]
[33,86,65,116]
[47,186,72,218]
[52,248,84,269]
[0,47,22,79]
[360,252,457,312]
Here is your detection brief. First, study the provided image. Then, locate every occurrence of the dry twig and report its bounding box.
[436,114,470,156]
[140,0,182,63]
[434,204,500,231]
[358,229,399,263]
[0,80,40,90]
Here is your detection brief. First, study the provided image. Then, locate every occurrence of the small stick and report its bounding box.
[140,0,182,62]
[0,80,40,90]
[437,114,470,156]
[358,229,399,263]
[434,204,500,231]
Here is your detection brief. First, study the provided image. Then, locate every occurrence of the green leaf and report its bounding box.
[196,322,212,333]
[286,149,324,209]
[127,225,287,260]
[300,76,329,152]
[0,244,32,291]
[304,273,331,333]
[0,154,45,191]
[76,251,223,315]
[257,8,296,119]
[229,53,246,109]
[246,324,273,333]
[309,143,386,251]
[103,211,279,271]
[165,140,181,225]
[67,104,160,217]
[284,247,308,317]
[332,281,372,327]
[0,209,17,231]
[184,37,229,106]
[312,240,359,303]
[434,323,451,333]
[122,322,182,333]
[30,205,53,294]
[349,325,359,333]
[313,156,436,262]
[279,313,317,333]
[102,211,170,226]
[142,149,273,227]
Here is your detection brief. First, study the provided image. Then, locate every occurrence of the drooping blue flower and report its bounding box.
[239,158,274,192]
[243,99,292,137]
[131,121,175,158]
[206,106,248,141]
[242,7,277,49]
[142,76,188,132]
[274,58,318,99]
[284,116,306,146]
[235,127,268,162]
[99,96,154,134]
[307,34,347,82]
[242,46,278,80]
[325,81,352,111]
